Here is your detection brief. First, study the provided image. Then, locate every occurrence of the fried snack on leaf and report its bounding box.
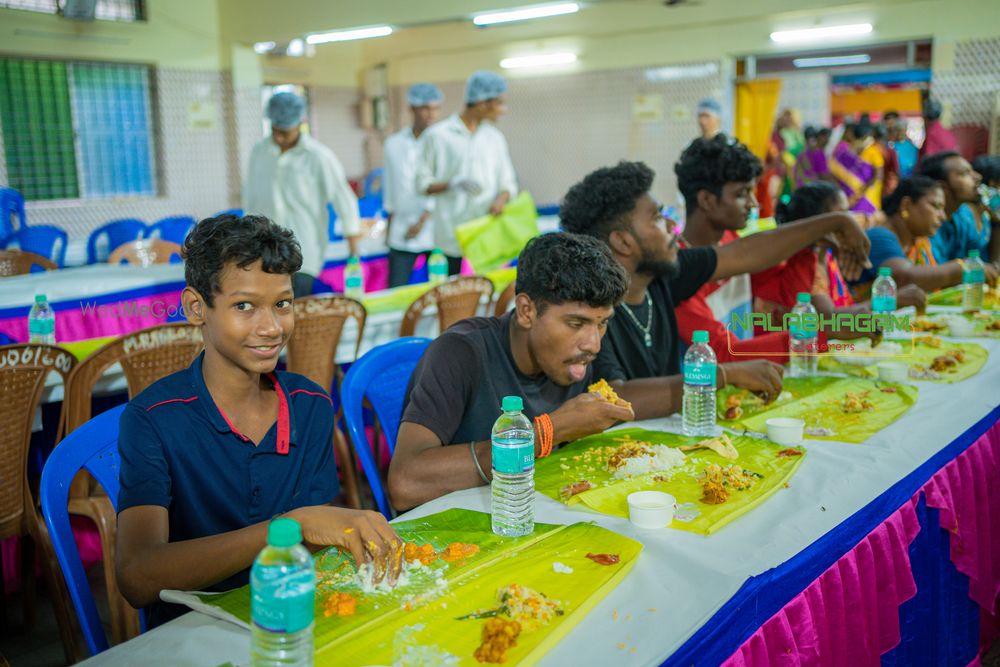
[474,618,521,664]
[559,480,592,500]
[679,433,739,460]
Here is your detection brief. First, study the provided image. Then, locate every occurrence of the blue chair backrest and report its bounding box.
[147,216,195,244]
[213,208,243,218]
[15,225,68,267]
[358,195,383,220]
[87,219,147,264]
[40,404,126,657]
[0,187,26,246]
[341,337,431,518]
[327,202,342,241]
[363,167,383,198]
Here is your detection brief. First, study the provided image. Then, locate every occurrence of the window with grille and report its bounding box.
[0,57,157,201]
[0,0,145,22]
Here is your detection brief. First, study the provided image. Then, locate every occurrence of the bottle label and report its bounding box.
[251,567,315,634]
[963,269,984,284]
[872,296,896,313]
[492,439,534,475]
[28,319,55,335]
[345,276,363,290]
[683,362,716,387]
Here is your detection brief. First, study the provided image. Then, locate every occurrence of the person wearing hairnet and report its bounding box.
[416,71,518,274]
[383,83,443,287]
[696,97,723,140]
[243,91,361,297]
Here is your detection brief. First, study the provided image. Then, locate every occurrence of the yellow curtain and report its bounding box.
[735,79,782,160]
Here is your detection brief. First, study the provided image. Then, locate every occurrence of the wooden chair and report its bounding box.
[0,344,80,663]
[494,281,516,317]
[286,296,367,510]
[398,276,495,337]
[61,323,203,644]
[0,249,58,276]
[108,239,183,265]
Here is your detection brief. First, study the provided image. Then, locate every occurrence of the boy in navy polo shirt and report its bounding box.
[116,214,401,626]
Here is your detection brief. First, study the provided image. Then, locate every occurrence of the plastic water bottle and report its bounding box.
[789,292,818,377]
[343,256,364,299]
[251,518,315,667]
[28,294,56,344]
[962,250,985,312]
[428,248,449,284]
[871,266,898,339]
[682,330,719,436]
[491,395,534,537]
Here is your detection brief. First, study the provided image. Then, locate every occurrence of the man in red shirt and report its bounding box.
[918,99,958,161]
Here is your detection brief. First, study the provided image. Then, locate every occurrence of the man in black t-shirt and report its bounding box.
[560,160,871,419]
[389,233,635,511]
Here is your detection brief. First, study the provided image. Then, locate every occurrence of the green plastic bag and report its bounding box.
[455,191,540,273]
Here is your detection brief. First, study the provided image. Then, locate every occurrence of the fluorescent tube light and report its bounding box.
[286,38,305,57]
[253,41,276,54]
[474,3,579,26]
[500,52,577,69]
[770,23,873,44]
[793,54,871,68]
[306,25,393,45]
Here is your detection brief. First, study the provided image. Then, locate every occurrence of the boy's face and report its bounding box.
[515,295,612,386]
[704,180,758,230]
[943,156,982,204]
[185,260,294,375]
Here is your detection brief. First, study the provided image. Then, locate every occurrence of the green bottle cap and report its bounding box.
[796,292,811,303]
[692,330,709,343]
[35,294,47,304]
[969,250,980,259]
[501,395,523,412]
[878,267,892,277]
[267,518,302,547]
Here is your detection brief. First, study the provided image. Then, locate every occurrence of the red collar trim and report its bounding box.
[212,374,291,455]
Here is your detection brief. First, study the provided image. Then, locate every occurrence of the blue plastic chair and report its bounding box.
[341,337,431,518]
[327,203,341,241]
[358,195,383,219]
[13,225,68,267]
[363,167,384,198]
[87,219,147,264]
[0,187,26,246]
[40,404,128,657]
[146,215,195,244]
[213,208,243,218]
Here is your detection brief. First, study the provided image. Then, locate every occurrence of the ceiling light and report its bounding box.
[500,52,577,69]
[770,23,873,44]
[253,41,276,54]
[286,38,305,57]
[645,62,720,82]
[793,54,871,68]
[305,25,393,45]
[474,3,579,26]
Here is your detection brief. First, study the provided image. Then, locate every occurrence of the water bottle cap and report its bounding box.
[796,292,811,303]
[34,294,47,304]
[433,248,442,254]
[267,518,302,547]
[692,330,709,343]
[347,255,360,265]
[501,395,523,412]
[969,250,980,259]
[878,267,892,277]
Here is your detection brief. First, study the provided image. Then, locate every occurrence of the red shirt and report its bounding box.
[919,120,959,160]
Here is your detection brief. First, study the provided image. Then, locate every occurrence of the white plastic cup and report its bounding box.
[877,361,909,383]
[627,491,676,529]
[765,417,805,446]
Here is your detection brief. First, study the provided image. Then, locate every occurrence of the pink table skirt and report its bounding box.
[723,419,1000,666]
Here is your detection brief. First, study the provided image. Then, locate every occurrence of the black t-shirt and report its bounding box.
[594,246,717,381]
[402,312,590,444]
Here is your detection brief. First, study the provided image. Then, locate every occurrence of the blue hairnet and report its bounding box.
[267,92,306,130]
[407,83,444,107]
[697,97,722,117]
[465,71,507,104]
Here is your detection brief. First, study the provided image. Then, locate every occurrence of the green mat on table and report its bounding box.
[718,376,918,444]
[818,338,988,384]
[60,337,115,361]
[199,508,640,667]
[361,267,517,316]
[535,428,805,535]
[914,311,1000,339]
[927,286,1000,310]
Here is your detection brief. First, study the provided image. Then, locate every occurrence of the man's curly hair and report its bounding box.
[515,233,628,311]
[675,135,762,214]
[559,161,655,242]
[183,214,302,307]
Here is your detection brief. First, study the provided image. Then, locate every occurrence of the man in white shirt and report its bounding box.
[416,71,518,274]
[243,92,361,297]
[383,83,443,287]
[696,97,723,140]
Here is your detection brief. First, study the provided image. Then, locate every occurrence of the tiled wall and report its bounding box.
[775,72,831,130]
[933,36,1000,128]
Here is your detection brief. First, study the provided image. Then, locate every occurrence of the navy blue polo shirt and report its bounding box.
[118,351,337,623]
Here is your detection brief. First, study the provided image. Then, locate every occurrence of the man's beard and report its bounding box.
[636,246,680,280]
